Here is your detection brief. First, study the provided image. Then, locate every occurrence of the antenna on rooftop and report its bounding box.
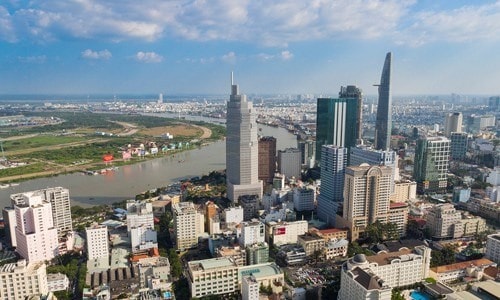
[231,71,234,86]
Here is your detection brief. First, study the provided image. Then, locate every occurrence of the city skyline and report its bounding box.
[2,1,500,95]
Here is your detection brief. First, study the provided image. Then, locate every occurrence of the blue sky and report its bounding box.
[1,0,500,96]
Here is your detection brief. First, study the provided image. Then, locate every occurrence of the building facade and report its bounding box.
[86,224,109,260]
[226,75,263,202]
[315,97,358,164]
[258,136,277,184]
[14,193,59,263]
[292,187,315,212]
[485,233,500,264]
[265,220,308,246]
[0,260,48,299]
[173,202,204,251]
[339,85,363,142]
[240,221,265,247]
[317,145,347,226]
[450,132,469,160]
[187,258,239,298]
[278,148,302,180]
[414,136,450,194]
[444,112,463,137]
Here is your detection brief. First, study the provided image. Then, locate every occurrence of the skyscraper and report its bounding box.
[258,136,277,184]
[317,145,348,226]
[226,74,263,202]
[338,165,392,241]
[339,85,363,142]
[374,52,392,150]
[14,193,59,263]
[315,96,358,164]
[413,136,450,194]
[444,112,463,137]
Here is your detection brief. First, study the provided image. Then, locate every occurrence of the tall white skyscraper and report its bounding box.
[317,145,347,226]
[226,73,263,202]
[14,192,59,263]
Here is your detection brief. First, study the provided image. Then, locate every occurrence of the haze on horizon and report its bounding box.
[1,0,500,96]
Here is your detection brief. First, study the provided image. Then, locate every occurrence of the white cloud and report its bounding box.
[397,1,500,46]
[257,53,274,61]
[17,55,46,63]
[280,50,293,60]
[135,51,163,63]
[221,51,236,64]
[0,0,414,45]
[5,0,500,47]
[81,49,112,60]
[0,6,17,42]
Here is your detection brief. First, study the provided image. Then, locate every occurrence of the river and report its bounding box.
[0,121,297,208]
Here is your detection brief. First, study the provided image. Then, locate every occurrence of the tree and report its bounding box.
[168,249,183,278]
[365,221,400,243]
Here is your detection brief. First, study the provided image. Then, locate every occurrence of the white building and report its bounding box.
[0,260,48,299]
[86,224,109,260]
[130,225,158,252]
[266,220,308,246]
[226,75,263,202]
[293,186,315,212]
[126,200,154,230]
[14,193,59,263]
[47,273,70,292]
[339,246,431,299]
[429,258,497,284]
[2,207,16,248]
[325,238,349,260]
[173,202,204,251]
[485,233,500,264]
[241,275,259,300]
[223,206,244,224]
[187,257,239,298]
[240,221,265,247]
[278,148,302,180]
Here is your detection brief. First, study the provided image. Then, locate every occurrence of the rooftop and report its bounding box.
[431,258,496,273]
[238,263,282,281]
[188,257,237,272]
[366,249,416,266]
[351,267,388,291]
[390,202,408,209]
[473,280,500,299]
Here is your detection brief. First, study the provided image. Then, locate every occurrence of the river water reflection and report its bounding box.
[0,122,297,207]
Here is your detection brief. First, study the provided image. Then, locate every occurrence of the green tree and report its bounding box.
[168,249,183,278]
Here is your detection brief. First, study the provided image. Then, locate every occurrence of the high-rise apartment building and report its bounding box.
[317,145,347,226]
[226,74,263,202]
[277,148,301,180]
[86,224,109,260]
[9,187,73,243]
[488,96,500,111]
[374,52,392,151]
[173,202,204,251]
[315,96,358,164]
[339,85,363,142]
[0,260,48,299]
[258,136,277,184]
[450,132,469,160]
[413,136,450,194]
[338,165,392,241]
[444,112,463,137]
[14,192,59,263]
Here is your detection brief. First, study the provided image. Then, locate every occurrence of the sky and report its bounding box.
[1,0,500,96]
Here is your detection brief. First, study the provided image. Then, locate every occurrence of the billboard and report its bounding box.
[275,227,286,235]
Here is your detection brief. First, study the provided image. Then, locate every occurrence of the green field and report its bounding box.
[0,162,47,177]
[2,135,89,152]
